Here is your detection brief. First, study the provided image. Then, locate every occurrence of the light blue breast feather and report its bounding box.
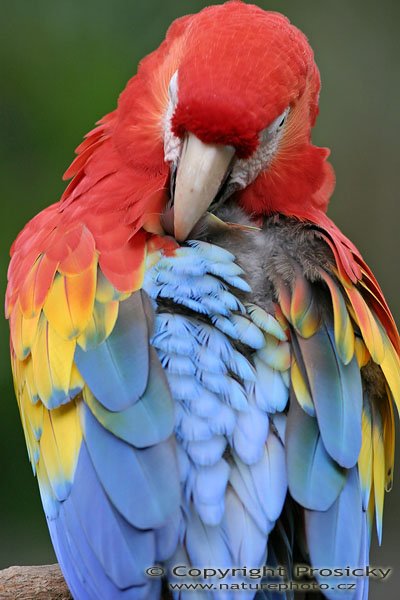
[143,240,291,596]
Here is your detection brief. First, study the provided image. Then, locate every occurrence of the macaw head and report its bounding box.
[89,2,335,240]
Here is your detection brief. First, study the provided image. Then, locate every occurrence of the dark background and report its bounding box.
[1,1,399,598]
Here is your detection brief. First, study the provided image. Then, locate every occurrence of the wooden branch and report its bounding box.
[0,564,174,599]
[0,564,71,599]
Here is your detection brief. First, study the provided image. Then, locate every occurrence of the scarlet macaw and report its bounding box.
[6,2,399,599]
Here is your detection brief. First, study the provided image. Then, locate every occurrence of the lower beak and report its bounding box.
[173,133,235,242]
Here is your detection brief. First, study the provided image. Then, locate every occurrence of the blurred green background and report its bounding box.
[1,0,399,597]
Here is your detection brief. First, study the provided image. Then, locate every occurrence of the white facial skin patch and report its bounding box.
[229,108,290,189]
[163,71,182,165]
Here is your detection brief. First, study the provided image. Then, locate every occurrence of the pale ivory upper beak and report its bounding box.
[173,133,235,241]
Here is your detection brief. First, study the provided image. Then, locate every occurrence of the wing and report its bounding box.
[263,216,399,599]
[7,205,184,599]
[7,213,292,599]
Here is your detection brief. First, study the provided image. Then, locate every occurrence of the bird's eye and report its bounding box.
[275,108,290,131]
[259,108,289,144]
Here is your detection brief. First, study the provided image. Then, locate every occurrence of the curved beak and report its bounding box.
[173,133,235,241]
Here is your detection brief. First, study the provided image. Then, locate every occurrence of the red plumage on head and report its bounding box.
[62,1,333,223]
[172,3,317,156]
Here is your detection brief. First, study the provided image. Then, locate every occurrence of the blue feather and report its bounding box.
[175,400,236,442]
[185,503,232,579]
[48,516,100,600]
[208,403,236,436]
[230,456,275,535]
[230,314,266,349]
[167,373,209,403]
[194,324,235,362]
[176,443,191,482]
[253,357,289,413]
[185,388,223,418]
[271,413,287,444]
[37,462,59,520]
[208,260,245,279]
[200,294,232,316]
[156,254,208,276]
[83,349,174,448]
[211,314,243,340]
[185,436,226,466]
[222,487,267,571]
[166,544,207,600]
[246,304,287,341]
[193,460,230,525]
[198,371,248,409]
[251,432,287,522]
[175,403,214,442]
[154,511,182,562]
[286,395,346,510]
[63,501,156,600]
[305,467,363,600]
[159,351,197,376]
[233,397,269,464]
[194,345,228,374]
[70,442,156,588]
[153,271,224,295]
[294,319,363,468]
[152,331,198,355]
[153,313,196,337]
[220,274,252,292]
[354,512,369,600]
[219,289,246,313]
[186,239,235,262]
[227,349,257,382]
[82,404,180,529]
[75,292,150,411]
[159,291,210,315]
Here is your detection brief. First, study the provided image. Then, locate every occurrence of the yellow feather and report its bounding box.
[22,386,44,441]
[354,338,370,368]
[145,249,164,270]
[320,271,355,365]
[10,302,40,360]
[17,388,40,468]
[69,363,84,397]
[358,406,373,510]
[345,287,385,364]
[366,490,375,543]
[35,458,59,519]
[290,275,320,338]
[381,389,395,492]
[380,341,400,414]
[11,351,24,395]
[24,355,39,403]
[372,404,385,544]
[95,269,130,303]
[40,401,82,499]
[44,262,97,339]
[77,300,119,350]
[31,315,75,407]
[258,335,291,371]
[291,358,314,415]
[21,312,40,358]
